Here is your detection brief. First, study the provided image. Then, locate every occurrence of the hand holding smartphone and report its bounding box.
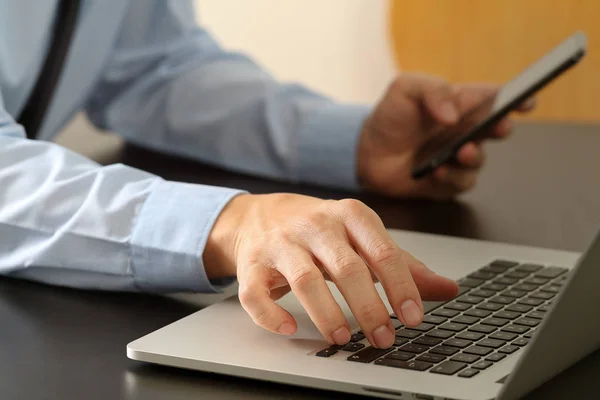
[412,31,587,180]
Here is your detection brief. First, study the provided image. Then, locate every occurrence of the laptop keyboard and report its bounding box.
[315,260,570,378]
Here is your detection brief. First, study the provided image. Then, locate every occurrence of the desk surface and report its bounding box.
[3,122,600,400]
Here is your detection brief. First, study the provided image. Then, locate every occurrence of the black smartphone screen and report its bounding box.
[411,31,587,180]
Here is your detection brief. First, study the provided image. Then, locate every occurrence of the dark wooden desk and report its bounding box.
[3,122,600,400]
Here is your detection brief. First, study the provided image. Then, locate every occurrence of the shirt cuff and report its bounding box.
[296,103,371,191]
[130,180,245,293]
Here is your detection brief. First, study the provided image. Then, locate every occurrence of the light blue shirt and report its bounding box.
[0,0,370,292]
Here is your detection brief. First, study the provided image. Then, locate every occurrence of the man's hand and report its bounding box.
[358,73,535,199]
[204,193,458,348]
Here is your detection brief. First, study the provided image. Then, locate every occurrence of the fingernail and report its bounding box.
[278,322,296,335]
[373,325,394,349]
[440,102,458,122]
[400,299,423,326]
[331,327,351,345]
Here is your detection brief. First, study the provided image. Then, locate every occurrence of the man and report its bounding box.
[0,1,533,350]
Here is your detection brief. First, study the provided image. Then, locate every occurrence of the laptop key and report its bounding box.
[350,333,366,342]
[423,315,447,325]
[411,323,435,332]
[535,267,568,279]
[458,369,480,379]
[385,351,415,361]
[472,360,494,370]
[513,338,529,347]
[481,265,508,274]
[514,318,540,327]
[425,330,455,339]
[439,323,467,332]
[540,285,561,294]
[482,283,507,292]
[485,353,507,362]
[451,353,480,363]
[538,304,552,312]
[469,324,497,334]
[477,339,505,349]
[501,289,527,298]
[413,336,443,347]
[516,263,544,273]
[489,331,518,341]
[342,343,366,352]
[482,317,510,327]
[446,302,472,312]
[530,291,555,300]
[375,358,433,371]
[430,346,460,356]
[417,353,446,363]
[477,302,503,311]
[443,339,472,349]
[316,347,338,357]
[524,277,549,286]
[347,346,393,362]
[505,271,530,279]
[489,296,515,305]
[465,309,493,318]
[494,311,520,320]
[396,329,422,339]
[453,315,480,325]
[491,260,519,269]
[464,346,493,356]
[469,271,497,280]
[399,344,429,354]
[506,304,533,313]
[394,337,409,347]
[502,325,529,334]
[432,308,460,318]
[513,283,538,292]
[498,345,520,355]
[518,297,545,307]
[457,278,485,288]
[524,330,537,339]
[526,311,545,319]
[456,331,485,341]
[456,295,484,305]
[494,277,518,285]
[470,289,495,298]
[430,361,467,375]
[391,319,403,330]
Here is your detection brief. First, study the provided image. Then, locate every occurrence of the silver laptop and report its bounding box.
[127,228,600,399]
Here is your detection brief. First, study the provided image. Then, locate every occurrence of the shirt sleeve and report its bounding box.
[0,90,244,293]
[85,0,371,191]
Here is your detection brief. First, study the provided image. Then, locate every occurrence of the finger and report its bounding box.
[489,118,513,139]
[406,258,459,301]
[452,83,498,112]
[433,166,478,194]
[238,265,298,336]
[455,142,485,169]
[517,96,537,112]
[333,200,425,331]
[396,73,459,124]
[279,246,352,346]
[306,215,395,348]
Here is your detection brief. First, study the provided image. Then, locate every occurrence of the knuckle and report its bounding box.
[238,284,259,306]
[370,239,401,267]
[289,267,321,291]
[330,251,363,280]
[337,198,367,216]
[356,301,383,321]
[251,306,275,327]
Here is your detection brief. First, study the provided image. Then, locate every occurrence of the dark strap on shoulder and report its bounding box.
[17,0,81,139]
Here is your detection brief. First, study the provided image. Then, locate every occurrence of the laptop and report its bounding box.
[127,228,600,399]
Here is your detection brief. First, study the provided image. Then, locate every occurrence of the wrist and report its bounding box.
[203,193,253,279]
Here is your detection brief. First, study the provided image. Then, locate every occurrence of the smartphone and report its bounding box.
[411,31,587,180]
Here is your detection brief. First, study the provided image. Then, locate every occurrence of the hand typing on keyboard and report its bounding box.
[204,193,459,348]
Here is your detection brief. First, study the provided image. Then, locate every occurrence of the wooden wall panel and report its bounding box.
[390,0,600,122]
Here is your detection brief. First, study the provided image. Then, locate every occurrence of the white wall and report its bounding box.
[194,0,397,104]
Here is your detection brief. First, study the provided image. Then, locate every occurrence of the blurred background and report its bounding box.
[60,0,599,150]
